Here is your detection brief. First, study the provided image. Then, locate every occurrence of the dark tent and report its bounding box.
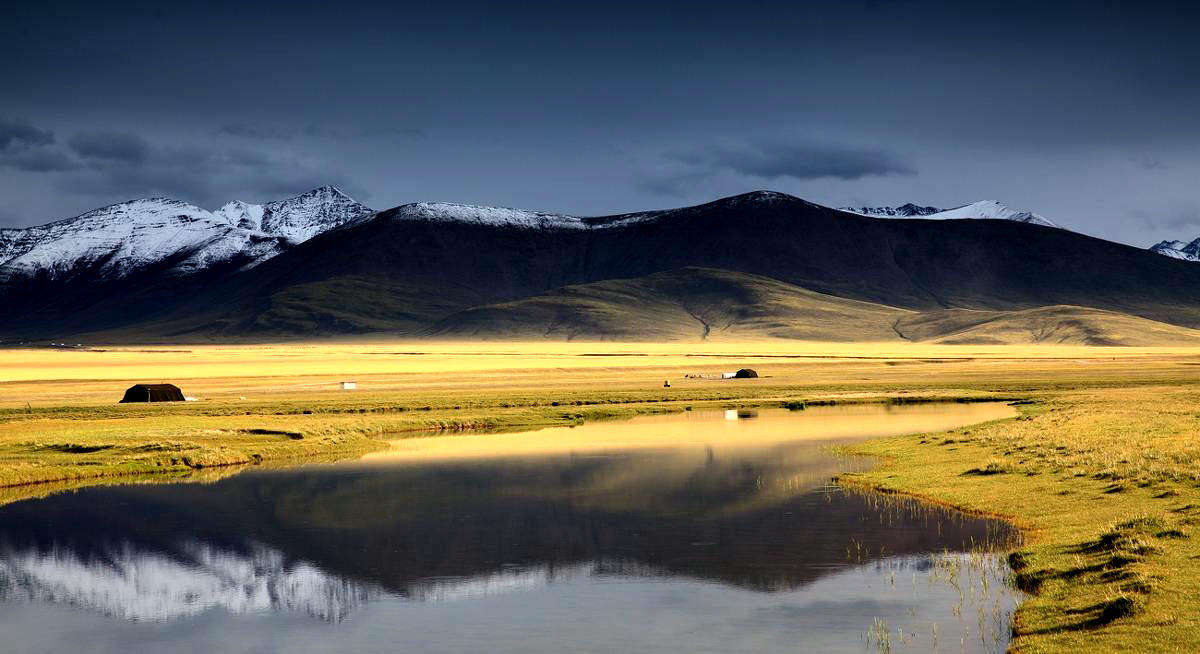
[120,383,185,403]
[733,368,758,379]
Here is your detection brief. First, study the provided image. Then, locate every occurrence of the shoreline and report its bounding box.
[0,391,1011,502]
[839,392,1200,652]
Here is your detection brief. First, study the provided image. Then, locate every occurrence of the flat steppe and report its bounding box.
[2,340,1199,652]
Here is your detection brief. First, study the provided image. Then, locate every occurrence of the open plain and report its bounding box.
[2,341,1200,651]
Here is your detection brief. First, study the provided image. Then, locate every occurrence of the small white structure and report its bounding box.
[341,381,357,390]
[720,372,736,380]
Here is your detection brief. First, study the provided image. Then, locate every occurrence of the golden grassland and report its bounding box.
[4,340,1200,651]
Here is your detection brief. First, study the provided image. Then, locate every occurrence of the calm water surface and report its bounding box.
[0,404,1023,653]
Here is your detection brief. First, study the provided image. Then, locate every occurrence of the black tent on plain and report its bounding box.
[120,384,185,403]
[733,368,758,379]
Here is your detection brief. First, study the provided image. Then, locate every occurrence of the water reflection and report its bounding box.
[0,405,1022,652]
[365,401,1016,461]
[0,541,378,621]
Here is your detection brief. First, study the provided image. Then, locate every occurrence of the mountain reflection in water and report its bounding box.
[0,406,1021,653]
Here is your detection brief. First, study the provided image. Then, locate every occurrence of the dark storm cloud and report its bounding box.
[0,118,77,172]
[673,142,914,181]
[634,169,715,198]
[1,148,80,173]
[0,119,53,151]
[0,120,54,151]
[68,131,152,164]
[639,140,914,196]
[1,1,1200,243]
[0,118,360,213]
[56,129,360,208]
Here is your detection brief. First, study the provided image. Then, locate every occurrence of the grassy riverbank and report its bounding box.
[4,341,1200,651]
[0,386,1009,493]
[843,385,1200,652]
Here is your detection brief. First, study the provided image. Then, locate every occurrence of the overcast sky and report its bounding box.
[2,0,1198,246]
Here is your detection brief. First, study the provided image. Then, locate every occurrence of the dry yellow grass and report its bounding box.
[4,340,1200,651]
[3,340,1198,406]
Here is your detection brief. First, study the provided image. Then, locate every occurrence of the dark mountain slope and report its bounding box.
[171,192,1200,334]
[12,191,1200,340]
[137,211,599,337]
[428,267,913,341]
[0,239,290,339]
[429,268,1200,345]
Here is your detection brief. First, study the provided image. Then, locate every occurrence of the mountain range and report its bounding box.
[0,186,372,283]
[843,203,1200,263]
[6,188,1200,345]
[839,201,1061,228]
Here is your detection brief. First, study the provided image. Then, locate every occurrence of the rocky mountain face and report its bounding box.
[0,186,372,285]
[1150,238,1200,262]
[254,185,373,241]
[839,203,941,217]
[0,199,291,284]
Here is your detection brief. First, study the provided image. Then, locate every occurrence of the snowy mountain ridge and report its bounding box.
[256,185,374,241]
[840,200,1062,228]
[0,190,813,288]
[1150,238,1200,262]
[0,186,373,283]
[930,201,1061,228]
[839,203,941,218]
[385,200,679,230]
[384,190,813,231]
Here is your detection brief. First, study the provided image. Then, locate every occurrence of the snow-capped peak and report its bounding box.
[842,200,1061,229]
[840,203,941,218]
[0,187,374,284]
[930,200,1060,228]
[258,185,373,241]
[1150,237,1200,262]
